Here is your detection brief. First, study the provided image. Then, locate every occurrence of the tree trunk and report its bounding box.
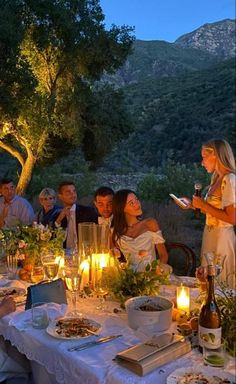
[16,152,36,196]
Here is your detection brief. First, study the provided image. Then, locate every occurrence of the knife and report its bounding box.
[68,335,122,352]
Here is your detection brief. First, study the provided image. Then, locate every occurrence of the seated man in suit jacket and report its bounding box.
[55,181,98,249]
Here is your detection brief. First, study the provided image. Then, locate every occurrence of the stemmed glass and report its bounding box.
[7,254,18,279]
[64,250,83,318]
[41,251,60,282]
[93,267,109,311]
[204,252,226,277]
[31,263,45,284]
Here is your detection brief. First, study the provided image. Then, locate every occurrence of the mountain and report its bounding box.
[101,59,235,172]
[104,40,218,86]
[104,19,235,87]
[175,19,235,59]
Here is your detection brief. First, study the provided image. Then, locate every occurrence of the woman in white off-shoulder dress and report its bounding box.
[111,189,168,271]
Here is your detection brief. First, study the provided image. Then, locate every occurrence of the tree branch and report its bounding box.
[0,140,25,168]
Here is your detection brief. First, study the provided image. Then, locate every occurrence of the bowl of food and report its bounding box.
[125,295,173,331]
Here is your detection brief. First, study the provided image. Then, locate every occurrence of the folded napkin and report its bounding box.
[9,303,67,331]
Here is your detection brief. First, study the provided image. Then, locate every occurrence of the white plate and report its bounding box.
[0,287,26,299]
[167,366,235,383]
[46,318,101,340]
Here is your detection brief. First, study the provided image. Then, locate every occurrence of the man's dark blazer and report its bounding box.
[60,204,98,235]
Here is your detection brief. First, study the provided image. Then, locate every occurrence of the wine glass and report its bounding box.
[64,250,83,318]
[7,254,18,279]
[204,252,226,277]
[93,267,109,311]
[31,263,45,284]
[41,251,60,282]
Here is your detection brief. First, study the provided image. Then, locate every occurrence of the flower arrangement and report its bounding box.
[0,223,65,264]
[103,257,171,307]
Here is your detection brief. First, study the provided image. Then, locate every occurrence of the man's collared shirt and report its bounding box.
[98,215,113,228]
[0,195,34,228]
[66,203,77,250]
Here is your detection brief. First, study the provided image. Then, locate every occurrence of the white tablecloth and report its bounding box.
[0,282,235,384]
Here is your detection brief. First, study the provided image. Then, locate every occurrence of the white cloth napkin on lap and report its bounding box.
[9,303,67,330]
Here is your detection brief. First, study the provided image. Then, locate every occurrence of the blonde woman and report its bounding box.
[176,139,236,288]
[35,188,61,228]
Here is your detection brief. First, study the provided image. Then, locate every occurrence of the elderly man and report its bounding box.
[94,186,114,227]
[55,181,98,249]
[0,178,34,229]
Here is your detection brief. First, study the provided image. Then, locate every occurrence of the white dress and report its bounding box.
[201,173,236,288]
[116,230,165,271]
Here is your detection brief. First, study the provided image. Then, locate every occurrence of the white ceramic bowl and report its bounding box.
[125,295,173,331]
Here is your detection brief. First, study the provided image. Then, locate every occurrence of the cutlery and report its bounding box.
[68,334,122,352]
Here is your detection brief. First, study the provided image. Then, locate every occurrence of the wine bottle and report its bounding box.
[198,265,221,353]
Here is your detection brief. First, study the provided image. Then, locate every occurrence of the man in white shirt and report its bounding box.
[94,186,114,228]
[55,181,98,249]
[0,178,34,228]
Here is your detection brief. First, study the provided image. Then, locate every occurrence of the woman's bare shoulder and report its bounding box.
[143,217,160,232]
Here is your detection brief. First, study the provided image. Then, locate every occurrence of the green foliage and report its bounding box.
[0,0,134,193]
[104,259,170,307]
[137,160,209,203]
[24,149,97,201]
[105,39,219,86]
[104,59,235,169]
[216,281,236,357]
[0,224,65,262]
[81,84,133,169]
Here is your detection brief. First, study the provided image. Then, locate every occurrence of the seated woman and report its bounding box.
[111,189,168,271]
[34,188,61,228]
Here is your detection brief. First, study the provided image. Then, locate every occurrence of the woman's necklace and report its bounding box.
[127,221,139,228]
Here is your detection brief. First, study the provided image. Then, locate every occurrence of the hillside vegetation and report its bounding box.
[102,59,235,172]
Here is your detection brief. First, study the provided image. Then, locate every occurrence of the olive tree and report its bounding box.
[0,0,134,194]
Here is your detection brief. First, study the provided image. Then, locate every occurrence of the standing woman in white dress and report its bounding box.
[178,139,236,288]
[111,189,168,270]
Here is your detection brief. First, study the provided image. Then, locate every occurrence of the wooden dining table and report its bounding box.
[0,276,235,384]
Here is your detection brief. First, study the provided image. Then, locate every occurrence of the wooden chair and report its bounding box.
[166,242,197,277]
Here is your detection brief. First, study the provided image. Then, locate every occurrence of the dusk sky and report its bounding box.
[100,0,235,42]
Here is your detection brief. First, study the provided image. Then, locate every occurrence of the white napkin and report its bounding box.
[0,278,28,290]
[9,303,67,331]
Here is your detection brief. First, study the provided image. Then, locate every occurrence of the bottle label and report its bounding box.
[199,326,221,349]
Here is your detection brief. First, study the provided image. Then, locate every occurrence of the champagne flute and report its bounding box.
[41,252,60,282]
[64,263,82,318]
[93,267,109,311]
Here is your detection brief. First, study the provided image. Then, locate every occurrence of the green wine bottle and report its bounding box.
[198,265,221,353]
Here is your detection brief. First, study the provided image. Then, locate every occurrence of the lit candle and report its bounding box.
[91,252,110,288]
[80,259,90,289]
[176,285,190,313]
[56,255,64,278]
[92,252,110,269]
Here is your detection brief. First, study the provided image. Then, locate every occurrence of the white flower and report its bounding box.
[18,240,27,249]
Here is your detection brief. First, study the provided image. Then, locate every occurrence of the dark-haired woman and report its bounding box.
[112,189,168,271]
